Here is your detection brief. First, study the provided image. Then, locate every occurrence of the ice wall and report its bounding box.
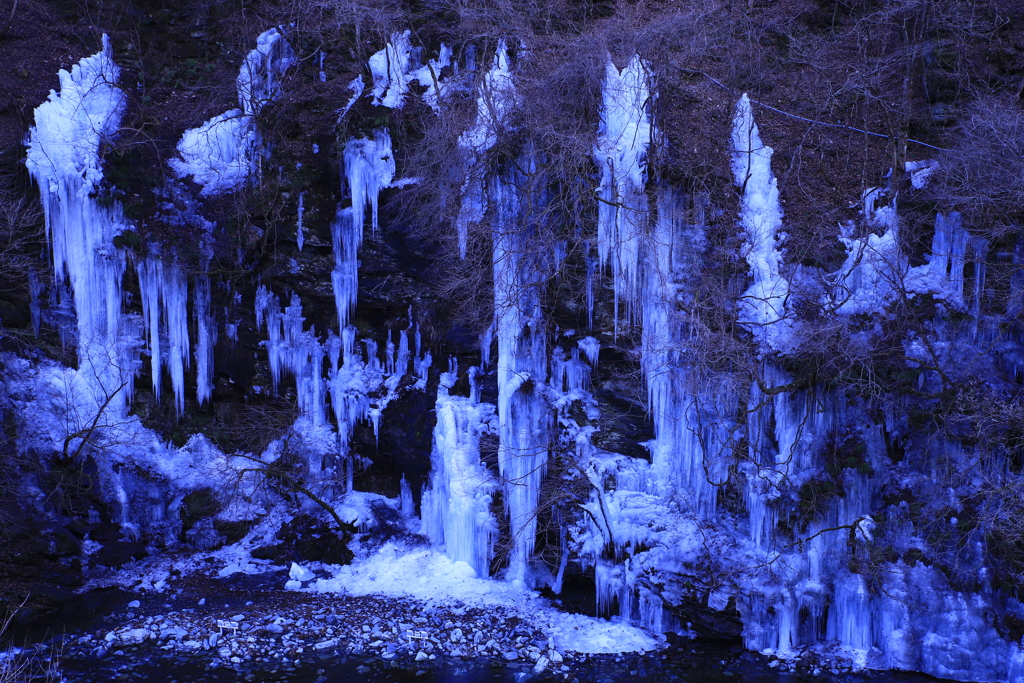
[593,56,652,334]
[26,35,137,416]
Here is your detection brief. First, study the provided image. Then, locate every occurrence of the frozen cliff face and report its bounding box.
[19,28,1024,683]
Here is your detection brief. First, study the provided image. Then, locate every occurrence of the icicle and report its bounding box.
[338,75,364,122]
[397,327,410,376]
[585,252,597,330]
[296,191,306,251]
[344,131,396,236]
[385,330,396,375]
[194,274,215,405]
[479,323,494,370]
[164,262,190,414]
[593,55,652,335]
[400,475,414,517]
[732,94,792,353]
[28,269,42,336]
[330,131,399,328]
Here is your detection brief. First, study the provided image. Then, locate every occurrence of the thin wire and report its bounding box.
[691,70,951,152]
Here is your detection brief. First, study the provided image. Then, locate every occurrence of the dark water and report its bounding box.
[28,639,959,683]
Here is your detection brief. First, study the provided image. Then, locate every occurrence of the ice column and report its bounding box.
[593,55,652,334]
[455,41,516,258]
[421,363,499,577]
[643,187,717,512]
[26,35,137,415]
[492,165,550,586]
[732,94,792,352]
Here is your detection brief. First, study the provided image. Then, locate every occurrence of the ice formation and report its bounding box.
[194,273,215,405]
[369,31,453,111]
[296,191,306,251]
[25,35,137,416]
[455,41,516,258]
[831,190,972,316]
[331,130,399,328]
[731,94,793,352]
[20,31,1024,683]
[136,253,190,413]
[593,55,652,333]
[171,28,295,195]
[421,362,499,577]
[491,165,550,586]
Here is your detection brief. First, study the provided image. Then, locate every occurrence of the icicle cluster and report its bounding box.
[254,285,428,482]
[593,56,652,333]
[137,254,190,413]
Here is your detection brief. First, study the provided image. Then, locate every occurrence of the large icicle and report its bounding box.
[644,188,717,510]
[455,41,516,259]
[421,363,499,577]
[26,35,137,415]
[194,274,215,405]
[491,163,550,586]
[593,55,652,333]
[732,94,793,352]
[171,28,295,195]
[331,131,397,328]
